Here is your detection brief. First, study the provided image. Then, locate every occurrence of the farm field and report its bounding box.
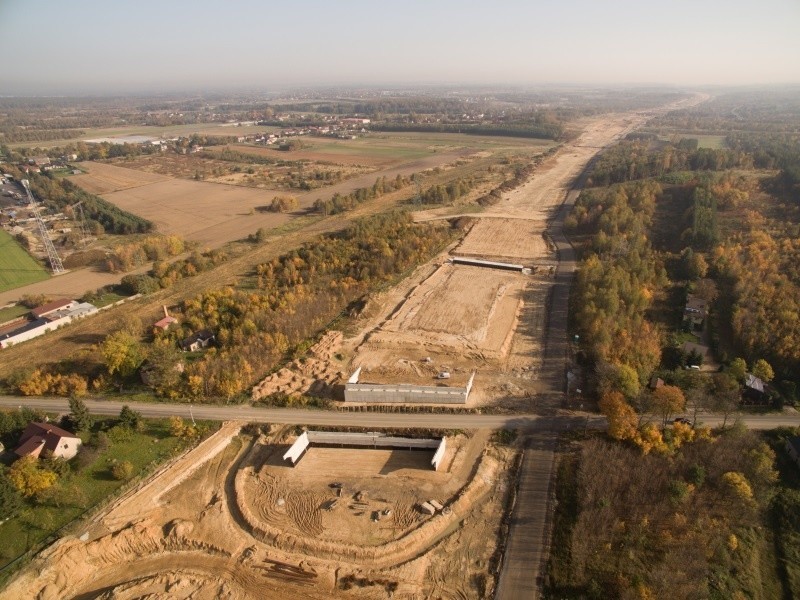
[5,426,515,599]
[100,178,289,246]
[71,161,171,194]
[69,149,473,249]
[107,151,371,191]
[453,217,550,262]
[7,122,281,149]
[0,229,50,293]
[224,132,554,167]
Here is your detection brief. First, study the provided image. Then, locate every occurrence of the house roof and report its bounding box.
[20,422,77,442]
[180,329,214,347]
[31,298,73,318]
[15,436,47,457]
[0,318,49,343]
[15,422,79,457]
[154,316,178,329]
[745,373,765,393]
[684,295,707,314]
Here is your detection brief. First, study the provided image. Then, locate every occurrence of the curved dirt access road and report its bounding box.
[3,424,515,599]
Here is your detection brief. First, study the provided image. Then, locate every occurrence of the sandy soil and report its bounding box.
[245,112,639,408]
[383,263,523,348]
[321,108,686,408]
[453,217,550,262]
[252,331,346,401]
[3,425,514,600]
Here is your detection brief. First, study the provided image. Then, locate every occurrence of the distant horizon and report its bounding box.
[1,82,799,100]
[2,0,799,95]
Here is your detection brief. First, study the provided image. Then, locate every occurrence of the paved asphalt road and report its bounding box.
[1,395,798,432]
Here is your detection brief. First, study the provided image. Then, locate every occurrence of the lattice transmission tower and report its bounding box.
[21,179,65,274]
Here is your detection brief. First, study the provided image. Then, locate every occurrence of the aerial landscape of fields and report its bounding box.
[1,1,799,599]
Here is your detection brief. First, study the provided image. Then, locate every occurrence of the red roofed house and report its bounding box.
[31,299,77,319]
[154,305,178,331]
[15,422,82,460]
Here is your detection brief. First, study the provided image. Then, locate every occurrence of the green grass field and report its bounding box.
[0,229,49,293]
[89,291,130,308]
[8,123,280,149]
[278,131,554,163]
[308,139,434,160]
[0,304,28,324]
[672,134,728,149]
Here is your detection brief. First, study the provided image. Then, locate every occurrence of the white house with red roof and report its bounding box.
[14,422,82,460]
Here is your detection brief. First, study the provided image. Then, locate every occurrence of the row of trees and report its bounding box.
[105,235,186,273]
[115,247,228,295]
[24,170,153,234]
[313,174,411,215]
[415,177,475,205]
[0,128,85,143]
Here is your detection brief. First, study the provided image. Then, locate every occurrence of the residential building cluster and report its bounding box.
[0,299,98,349]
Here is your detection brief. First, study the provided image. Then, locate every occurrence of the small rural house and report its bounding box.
[14,422,82,460]
[743,372,767,402]
[180,329,215,352]
[154,306,178,331]
[683,295,708,330]
[1,299,97,349]
[31,298,77,318]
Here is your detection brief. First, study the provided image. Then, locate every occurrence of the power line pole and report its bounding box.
[21,179,64,274]
[69,200,89,248]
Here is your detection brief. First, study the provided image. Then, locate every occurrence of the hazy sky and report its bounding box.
[1,0,799,94]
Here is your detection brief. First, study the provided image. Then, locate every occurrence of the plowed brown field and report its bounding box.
[72,161,171,194]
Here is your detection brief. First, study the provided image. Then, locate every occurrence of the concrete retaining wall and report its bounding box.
[344,371,475,405]
[282,430,445,470]
[450,256,524,271]
[281,432,309,464]
[431,437,447,471]
[344,383,468,404]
